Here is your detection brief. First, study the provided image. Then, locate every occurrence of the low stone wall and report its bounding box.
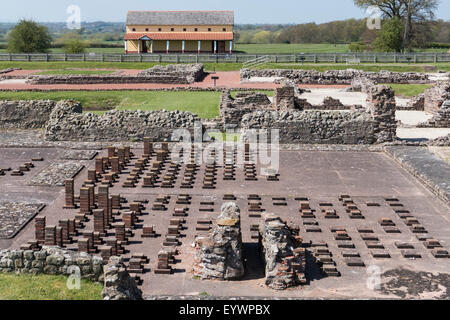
[241,68,430,84]
[0,68,20,75]
[219,90,272,125]
[28,64,206,85]
[423,82,450,114]
[417,101,450,128]
[240,110,376,144]
[403,94,425,111]
[240,85,396,144]
[138,63,205,83]
[0,246,104,280]
[44,101,200,142]
[0,100,57,129]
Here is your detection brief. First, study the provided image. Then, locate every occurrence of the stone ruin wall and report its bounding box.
[193,202,245,280]
[240,68,430,84]
[239,85,396,144]
[0,246,142,300]
[43,100,200,142]
[259,214,306,290]
[27,64,205,85]
[0,100,57,129]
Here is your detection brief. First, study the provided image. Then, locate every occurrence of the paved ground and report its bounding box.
[1,142,450,299]
[0,71,350,91]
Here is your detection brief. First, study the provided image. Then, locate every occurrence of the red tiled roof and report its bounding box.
[124,32,233,41]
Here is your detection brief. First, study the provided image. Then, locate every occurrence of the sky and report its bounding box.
[0,0,450,24]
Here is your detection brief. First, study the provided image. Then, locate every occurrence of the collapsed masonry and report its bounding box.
[241,68,430,84]
[27,64,205,85]
[102,256,143,300]
[193,202,244,280]
[259,213,306,290]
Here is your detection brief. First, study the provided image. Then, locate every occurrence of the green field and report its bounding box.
[0,90,222,119]
[0,59,449,73]
[0,274,102,300]
[382,83,433,97]
[35,69,116,75]
[0,89,278,119]
[235,43,351,54]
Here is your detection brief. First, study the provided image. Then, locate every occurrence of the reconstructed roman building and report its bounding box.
[124,10,234,54]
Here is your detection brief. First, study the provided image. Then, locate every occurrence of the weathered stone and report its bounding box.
[260,213,306,290]
[193,202,244,280]
[102,256,143,300]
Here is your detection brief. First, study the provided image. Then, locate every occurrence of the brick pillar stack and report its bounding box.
[88,169,97,183]
[93,209,106,236]
[95,158,104,174]
[79,187,91,214]
[98,186,110,228]
[64,179,76,209]
[111,157,120,174]
[59,219,71,244]
[35,217,46,243]
[56,226,63,247]
[115,223,126,243]
[117,147,125,166]
[44,225,56,246]
[108,146,116,158]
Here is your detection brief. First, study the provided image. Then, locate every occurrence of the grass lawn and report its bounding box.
[0,90,222,119]
[208,132,241,142]
[258,63,435,73]
[235,43,351,54]
[0,61,244,72]
[35,69,117,75]
[0,274,102,300]
[1,60,448,73]
[381,83,433,97]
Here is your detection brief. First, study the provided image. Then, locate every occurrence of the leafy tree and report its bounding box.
[354,0,439,50]
[349,42,367,52]
[7,19,52,53]
[63,38,86,54]
[374,17,405,52]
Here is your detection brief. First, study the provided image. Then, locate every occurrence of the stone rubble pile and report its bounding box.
[259,213,306,290]
[418,100,450,128]
[427,133,450,146]
[102,256,143,300]
[241,68,430,84]
[193,202,245,280]
[423,82,450,114]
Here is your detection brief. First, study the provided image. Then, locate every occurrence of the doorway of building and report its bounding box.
[218,41,226,53]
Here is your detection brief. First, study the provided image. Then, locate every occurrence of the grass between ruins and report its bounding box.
[0,90,274,119]
[382,83,433,97]
[0,274,102,300]
[1,61,450,73]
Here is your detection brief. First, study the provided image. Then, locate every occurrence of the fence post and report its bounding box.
[414,54,417,63]
[27,54,30,62]
[434,53,437,63]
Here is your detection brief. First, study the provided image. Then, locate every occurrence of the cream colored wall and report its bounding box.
[126,24,233,33]
[127,40,139,51]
